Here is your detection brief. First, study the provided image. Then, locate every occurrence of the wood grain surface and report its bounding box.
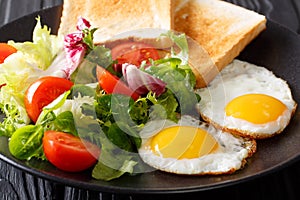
[0,0,300,199]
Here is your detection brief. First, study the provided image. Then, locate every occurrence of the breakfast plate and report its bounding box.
[0,5,300,194]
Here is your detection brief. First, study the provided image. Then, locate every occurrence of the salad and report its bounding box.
[0,17,200,181]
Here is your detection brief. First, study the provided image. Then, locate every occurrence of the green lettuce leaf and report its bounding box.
[8,16,63,70]
[0,52,38,136]
[145,60,199,115]
[0,17,63,136]
[141,32,200,116]
[163,31,189,65]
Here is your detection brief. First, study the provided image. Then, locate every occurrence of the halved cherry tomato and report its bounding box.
[111,42,160,66]
[43,131,101,172]
[96,66,140,101]
[0,43,17,64]
[24,76,74,122]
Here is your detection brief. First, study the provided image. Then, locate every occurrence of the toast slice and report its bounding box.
[58,0,174,43]
[174,0,266,87]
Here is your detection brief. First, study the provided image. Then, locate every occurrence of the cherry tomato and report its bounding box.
[43,131,101,172]
[0,43,17,64]
[96,66,140,101]
[24,76,74,122]
[111,42,160,66]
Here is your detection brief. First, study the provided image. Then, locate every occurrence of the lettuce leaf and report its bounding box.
[8,16,63,70]
[163,31,189,65]
[0,17,64,136]
[0,52,41,136]
[143,32,200,116]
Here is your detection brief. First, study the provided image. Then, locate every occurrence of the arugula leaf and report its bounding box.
[148,89,179,122]
[70,59,97,84]
[106,123,135,152]
[92,158,137,181]
[47,111,78,136]
[114,121,142,149]
[95,94,114,126]
[95,94,141,149]
[92,132,138,181]
[129,90,179,124]
[109,94,135,126]
[145,63,199,115]
[85,45,112,68]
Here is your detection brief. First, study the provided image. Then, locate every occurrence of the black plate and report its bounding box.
[0,5,299,194]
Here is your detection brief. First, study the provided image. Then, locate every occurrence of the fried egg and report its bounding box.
[196,59,297,139]
[138,115,256,175]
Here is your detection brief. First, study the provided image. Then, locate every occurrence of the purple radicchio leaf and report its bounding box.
[76,16,91,31]
[63,32,86,78]
[63,17,92,78]
[122,63,166,96]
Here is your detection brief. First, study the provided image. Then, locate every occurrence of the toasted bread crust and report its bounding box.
[174,0,266,87]
[58,0,174,43]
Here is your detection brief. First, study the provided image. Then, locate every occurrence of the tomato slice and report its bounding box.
[24,76,74,123]
[96,66,140,100]
[0,43,17,64]
[43,131,101,172]
[111,42,160,66]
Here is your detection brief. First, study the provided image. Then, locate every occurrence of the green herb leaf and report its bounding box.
[8,125,46,160]
[47,111,78,136]
[82,28,97,51]
[92,132,138,181]
[85,45,113,68]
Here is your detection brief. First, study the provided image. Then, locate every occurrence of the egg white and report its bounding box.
[195,59,297,139]
[138,115,256,175]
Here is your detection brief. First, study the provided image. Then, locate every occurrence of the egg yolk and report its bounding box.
[150,126,218,159]
[225,94,287,124]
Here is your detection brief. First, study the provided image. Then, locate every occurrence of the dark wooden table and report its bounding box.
[0,0,300,199]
